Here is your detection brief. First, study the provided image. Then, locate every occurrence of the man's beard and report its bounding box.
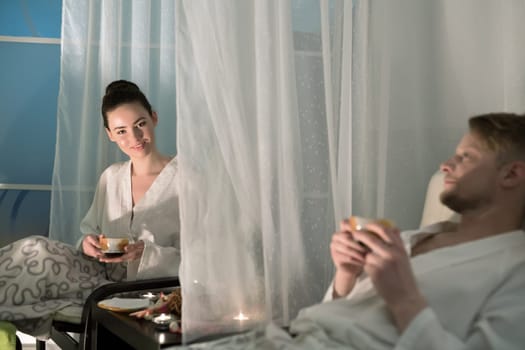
[440,190,479,214]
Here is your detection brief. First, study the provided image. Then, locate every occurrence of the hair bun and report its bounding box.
[105,80,141,95]
[101,80,152,128]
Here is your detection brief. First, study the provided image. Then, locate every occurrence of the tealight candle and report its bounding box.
[152,313,175,330]
[233,311,250,321]
[140,292,159,302]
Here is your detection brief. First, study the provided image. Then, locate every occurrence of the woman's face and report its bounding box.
[105,102,158,159]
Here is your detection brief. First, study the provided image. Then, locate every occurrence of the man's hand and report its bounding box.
[330,220,368,298]
[99,240,145,263]
[352,222,427,331]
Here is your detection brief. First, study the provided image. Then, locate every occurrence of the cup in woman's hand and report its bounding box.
[99,237,129,257]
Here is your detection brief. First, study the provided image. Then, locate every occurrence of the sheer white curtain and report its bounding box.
[176,0,335,341]
[176,0,525,342]
[50,0,177,244]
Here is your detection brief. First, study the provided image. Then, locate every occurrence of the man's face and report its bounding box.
[439,132,501,214]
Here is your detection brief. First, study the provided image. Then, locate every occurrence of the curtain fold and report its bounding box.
[50,0,177,244]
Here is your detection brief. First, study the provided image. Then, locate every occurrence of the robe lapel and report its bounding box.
[120,160,134,233]
[409,229,525,276]
[130,157,177,231]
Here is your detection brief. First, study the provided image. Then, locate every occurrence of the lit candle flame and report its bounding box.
[233,311,250,321]
[155,313,172,322]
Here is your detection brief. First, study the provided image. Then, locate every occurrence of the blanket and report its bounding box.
[0,236,126,337]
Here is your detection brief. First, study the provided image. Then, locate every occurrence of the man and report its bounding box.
[320,112,525,349]
[176,113,525,349]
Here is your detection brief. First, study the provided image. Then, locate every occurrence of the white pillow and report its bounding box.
[420,170,460,228]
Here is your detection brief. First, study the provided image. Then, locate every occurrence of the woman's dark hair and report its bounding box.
[101,80,153,129]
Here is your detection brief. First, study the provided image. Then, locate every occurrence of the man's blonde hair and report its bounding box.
[469,113,525,162]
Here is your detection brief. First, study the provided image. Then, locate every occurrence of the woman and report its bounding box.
[0,80,180,337]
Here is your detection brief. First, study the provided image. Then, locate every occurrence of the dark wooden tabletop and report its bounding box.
[92,305,182,349]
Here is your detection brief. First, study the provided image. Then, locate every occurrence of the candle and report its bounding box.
[153,313,173,323]
[233,311,250,321]
[140,291,159,302]
[152,313,175,330]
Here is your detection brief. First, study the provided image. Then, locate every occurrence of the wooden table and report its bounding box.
[91,306,182,349]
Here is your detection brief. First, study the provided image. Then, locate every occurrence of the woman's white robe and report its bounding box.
[80,156,180,280]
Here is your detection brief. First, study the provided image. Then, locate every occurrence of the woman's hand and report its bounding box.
[330,220,368,298]
[99,240,145,263]
[81,234,103,259]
